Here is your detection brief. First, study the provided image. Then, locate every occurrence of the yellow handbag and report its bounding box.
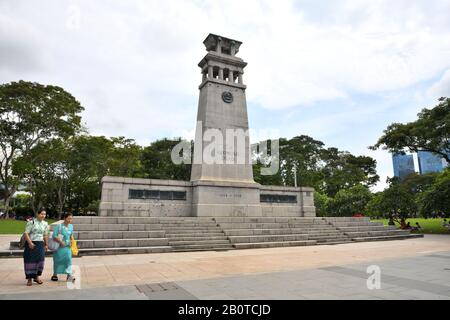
[71,239,79,256]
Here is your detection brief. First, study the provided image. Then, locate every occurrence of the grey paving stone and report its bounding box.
[0,285,147,300]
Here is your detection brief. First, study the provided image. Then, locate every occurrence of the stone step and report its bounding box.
[223,228,341,236]
[214,217,326,223]
[353,234,424,242]
[324,217,370,222]
[1,249,59,257]
[332,221,382,227]
[217,223,332,229]
[166,229,224,235]
[73,224,163,231]
[170,243,233,251]
[345,230,411,237]
[74,231,166,240]
[307,235,349,241]
[316,240,353,245]
[233,240,317,249]
[149,218,216,222]
[229,234,309,243]
[165,232,225,237]
[78,246,172,255]
[76,238,168,249]
[163,225,222,230]
[73,217,216,224]
[169,239,231,246]
[1,246,173,257]
[159,220,217,223]
[158,222,218,226]
[166,236,228,241]
[163,228,223,233]
[336,226,394,232]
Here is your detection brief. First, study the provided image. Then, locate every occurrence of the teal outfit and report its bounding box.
[52,223,73,275]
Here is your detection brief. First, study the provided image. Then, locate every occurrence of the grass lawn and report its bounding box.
[0,219,57,234]
[371,218,450,235]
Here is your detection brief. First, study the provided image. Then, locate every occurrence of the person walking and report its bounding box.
[51,213,76,282]
[23,208,49,286]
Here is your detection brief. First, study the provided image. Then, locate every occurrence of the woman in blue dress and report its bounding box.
[51,213,76,282]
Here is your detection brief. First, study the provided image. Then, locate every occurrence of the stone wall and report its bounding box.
[99,176,315,217]
[259,185,316,217]
[99,176,192,217]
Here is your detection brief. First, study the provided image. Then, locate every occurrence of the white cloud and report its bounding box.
[427,69,450,99]
[1,0,450,189]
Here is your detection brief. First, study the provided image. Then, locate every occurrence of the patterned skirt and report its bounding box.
[23,241,45,279]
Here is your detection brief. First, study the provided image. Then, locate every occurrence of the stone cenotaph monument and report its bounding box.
[99,34,316,218]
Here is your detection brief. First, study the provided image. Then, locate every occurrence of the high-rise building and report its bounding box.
[417,151,444,174]
[392,153,415,180]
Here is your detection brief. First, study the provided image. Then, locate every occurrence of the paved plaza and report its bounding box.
[0,235,449,299]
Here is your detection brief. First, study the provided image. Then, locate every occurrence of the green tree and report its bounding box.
[417,169,450,217]
[280,136,324,189]
[252,135,379,198]
[67,135,144,213]
[320,148,379,197]
[141,138,191,181]
[0,81,83,214]
[400,172,438,194]
[314,191,331,217]
[327,184,373,216]
[366,192,384,218]
[371,97,450,164]
[15,139,71,218]
[366,182,417,219]
[16,135,145,217]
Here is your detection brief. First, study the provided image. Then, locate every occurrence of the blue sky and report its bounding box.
[1,0,449,191]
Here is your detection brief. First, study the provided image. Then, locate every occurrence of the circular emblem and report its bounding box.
[222,91,233,103]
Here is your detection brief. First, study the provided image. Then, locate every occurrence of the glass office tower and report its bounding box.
[417,151,444,174]
[392,153,415,180]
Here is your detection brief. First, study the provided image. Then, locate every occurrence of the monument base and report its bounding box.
[99,176,316,217]
[192,180,262,217]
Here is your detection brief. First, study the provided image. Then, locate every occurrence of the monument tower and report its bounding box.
[191,34,253,183]
[99,33,316,218]
[190,34,261,217]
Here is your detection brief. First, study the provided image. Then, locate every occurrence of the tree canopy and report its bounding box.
[371,97,450,163]
[0,81,84,213]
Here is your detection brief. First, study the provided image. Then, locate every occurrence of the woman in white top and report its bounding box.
[23,208,49,286]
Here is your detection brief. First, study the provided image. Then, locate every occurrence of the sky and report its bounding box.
[1,0,450,191]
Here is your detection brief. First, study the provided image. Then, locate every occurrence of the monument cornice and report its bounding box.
[198,52,247,69]
[198,78,247,90]
[191,179,261,189]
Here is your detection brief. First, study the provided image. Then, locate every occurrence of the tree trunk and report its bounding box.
[3,197,10,215]
[57,207,63,220]
[3,185,16,216]
[57,185,65,220]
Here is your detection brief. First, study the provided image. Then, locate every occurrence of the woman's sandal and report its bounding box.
[51,275,58,281]
[67,275,76,283]
[26,279,32,286]
[33,278,43,284]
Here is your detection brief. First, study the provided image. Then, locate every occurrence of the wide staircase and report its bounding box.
[69,217,233,255]
[214,217,352,249]
[324,217,422,242]
[3,216,422,257]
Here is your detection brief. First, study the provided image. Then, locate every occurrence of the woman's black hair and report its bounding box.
[37,208,46,214]
[63,213,73,220]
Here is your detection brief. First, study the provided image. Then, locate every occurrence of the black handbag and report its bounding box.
[19,219,34,249]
